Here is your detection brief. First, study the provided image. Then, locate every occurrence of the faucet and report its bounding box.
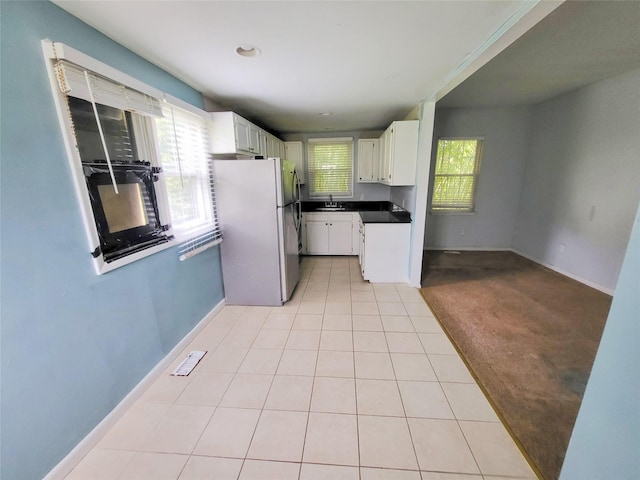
[327,194,337,207]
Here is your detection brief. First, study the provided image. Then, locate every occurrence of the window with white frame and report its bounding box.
[44,41,221,272]
[154,106,222,260]
[307,137,354,198]
[431,138,483,212]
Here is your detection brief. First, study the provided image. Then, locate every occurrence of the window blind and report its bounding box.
[307,137,354,198]
[55,60,163,117]
[155,106,222,260]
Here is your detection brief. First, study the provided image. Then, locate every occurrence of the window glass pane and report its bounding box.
[155,108,213,235]
[432,139,482,212]
[307,139,354,197]
[69,96,136,163]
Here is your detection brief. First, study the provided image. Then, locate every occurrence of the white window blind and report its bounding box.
[307,137,354,198]
[155,106,222,260]
[431,138,483,212]
[55,60,163,117]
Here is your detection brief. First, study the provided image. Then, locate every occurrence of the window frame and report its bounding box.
[153,98,222,257]
[306,137,354,199]
[43,40,218,273]
[430,137,483,214]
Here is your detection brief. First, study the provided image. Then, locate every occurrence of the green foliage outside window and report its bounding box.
[307,139,353,197]
[432,139,482,212]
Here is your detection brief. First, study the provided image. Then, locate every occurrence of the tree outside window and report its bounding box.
[431,138,483,212]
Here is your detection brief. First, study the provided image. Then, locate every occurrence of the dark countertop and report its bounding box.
[302,201,411,224]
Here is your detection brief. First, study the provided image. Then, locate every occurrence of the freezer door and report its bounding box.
[280,159,297,206]
[214,159,283,306]
[279,203,300,302]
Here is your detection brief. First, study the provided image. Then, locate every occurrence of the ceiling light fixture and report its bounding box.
[236,45,261,57]
[318,112,332,116]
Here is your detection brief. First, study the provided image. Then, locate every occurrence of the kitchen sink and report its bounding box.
[315,206,347,212]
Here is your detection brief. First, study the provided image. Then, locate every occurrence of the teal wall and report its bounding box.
[560,200,640,479]
[0,2,224,479]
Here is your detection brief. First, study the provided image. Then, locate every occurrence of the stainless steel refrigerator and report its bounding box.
[213,157,301,306]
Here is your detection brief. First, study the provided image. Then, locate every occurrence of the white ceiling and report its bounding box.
[55,1,639,132]
[53,0,539,134]
[439,0,640,108]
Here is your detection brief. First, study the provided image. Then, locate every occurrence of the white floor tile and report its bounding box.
[119,452,188,480]
[353,331,389,352]
[356,379,405,416]
[293,313,324,330]
[65,448,134,480]
[360,467,422,480]
[286,330,321,350]
[381,315,415,332]
[441,383,499,422]
[352,314,384,332]
[277,350,318,376]
[459,421,536,477]
[193,407,260,458]
[300,463,359,480]
[390,353,438,382]
[140,405,214,454]
[238,349,283,375]
[322,313,353,331]
[303,412,359,466]
[428,354,475,383]
[358,415,418,470]
[397,381,454,419]
[418,333,457,354]
[72,257,533,480]
[178,456,243,480]
[407,418,479,474]
[354,352,395,380]
[219,374,273,409]
[320,330,353,351]
[247,410,308,462]
[264,375,313,411]
[238,459,300,480]
[252,329,289,349]
[385,332,425,354]
[316,350,355,378]
[311,376,357,414]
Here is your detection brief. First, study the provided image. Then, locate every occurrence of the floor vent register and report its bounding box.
[171,350,207,376]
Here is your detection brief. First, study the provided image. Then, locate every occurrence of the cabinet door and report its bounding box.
[285,141,305,183]
[234,116,251,152]
[359,220,366,278]
[328,219,353,255]
[259,131,268,157]
[357,139,378,183]
[306,221,329,254]
[249,124,261,154]
[388,120,419,186]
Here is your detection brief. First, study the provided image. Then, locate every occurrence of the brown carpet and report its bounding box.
[420,251,611,480]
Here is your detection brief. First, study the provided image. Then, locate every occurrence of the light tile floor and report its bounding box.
[66,256,537,480]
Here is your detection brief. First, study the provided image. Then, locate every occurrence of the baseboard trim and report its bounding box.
[423,247,615,295]
[511,249,614,296]
[43,299,226,480]
[425,247,512,252]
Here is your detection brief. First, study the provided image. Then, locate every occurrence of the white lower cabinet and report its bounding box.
[305,213,354,255]
[359,219,411,283]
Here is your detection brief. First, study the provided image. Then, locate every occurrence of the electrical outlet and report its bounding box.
[460,228,466,236]
[559,243,566,253]
[360,193,364,200]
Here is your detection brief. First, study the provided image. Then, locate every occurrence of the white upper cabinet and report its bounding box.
[248,124,261,154]
[209,111,273,156]
[357,138,379,183]
[378,120,419,186]
[285,141,305,184]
